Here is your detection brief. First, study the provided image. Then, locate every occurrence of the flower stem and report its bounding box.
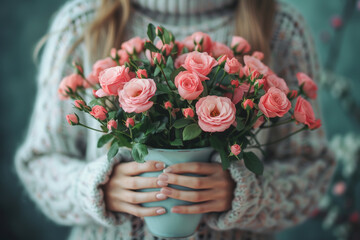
[78,123,107,133]
[261,118,294,129]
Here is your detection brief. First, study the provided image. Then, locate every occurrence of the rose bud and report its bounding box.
[58,74,84,100]
[107,119,118,131]
[253,115,265,129]
[136,69,148,79]
[183,108,194,118]
[217,55,227,66]
[156,26,163,36]
[126,118,135,128]
[72,61,84,75]
[231,36,251,54]
[331,15,343,29]
[74,100,90,110]
[121,36,144,54]
[66,114,79,125]
[250,70,261,80]
[224,57,241,74]
[296,72,318,99]
[242,99,254,110]
[90,105,108,121]
[231,79,239,88]
[171,108,180,118]
[288,90,298,100]
[255,78,266,88]
[153,52,164,65]
[110,48,118,59]
[92,89,99,98]
[164,101,172,110]
[231,144,241,156]
[252,51,264,60]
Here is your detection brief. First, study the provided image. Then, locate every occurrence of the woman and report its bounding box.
[15,0,336,239]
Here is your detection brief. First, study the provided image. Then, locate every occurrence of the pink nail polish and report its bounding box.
[161,188,172,195]
[158,174,168,181]
[157,180,168,187]
[163,167,172,173]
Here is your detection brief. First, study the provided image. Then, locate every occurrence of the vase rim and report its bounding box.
[147,146,214,152]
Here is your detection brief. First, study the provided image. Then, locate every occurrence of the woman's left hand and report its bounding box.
[157,162,235,214]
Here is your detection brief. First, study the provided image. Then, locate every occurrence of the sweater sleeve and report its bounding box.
[205,3,336,233]
[15,0,131,227]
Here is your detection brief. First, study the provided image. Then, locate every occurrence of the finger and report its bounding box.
[114,201,167,217]
[160,187,218,203]
[115,161,165,175]
[171,200,225,214]
[164,162,221,175]
[117,176,167,190]
[115,189,168,204]
[158,173,218,189]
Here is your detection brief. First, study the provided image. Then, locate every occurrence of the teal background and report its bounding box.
[0,0,358,239]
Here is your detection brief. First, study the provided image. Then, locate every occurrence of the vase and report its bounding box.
[139,147,214,238]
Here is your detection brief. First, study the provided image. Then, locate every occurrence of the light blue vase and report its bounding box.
[140,147,214,238]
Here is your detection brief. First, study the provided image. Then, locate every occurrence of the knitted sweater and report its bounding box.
[15,0,335,239]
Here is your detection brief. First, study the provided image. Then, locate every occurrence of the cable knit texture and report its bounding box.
[15,0,334,239]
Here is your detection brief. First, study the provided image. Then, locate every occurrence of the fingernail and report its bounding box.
[171,207,180,213]
[155,162,165,169]
[158,174,168,181]
[157,180,168,187]
[156,193,167,200]
[161,187,172,195]
[163,167,172,173]
[156,208,166,215]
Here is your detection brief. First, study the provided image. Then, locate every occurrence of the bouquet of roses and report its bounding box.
[59,24,321,175]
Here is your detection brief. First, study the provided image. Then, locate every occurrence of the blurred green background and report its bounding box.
[0,0,359,239]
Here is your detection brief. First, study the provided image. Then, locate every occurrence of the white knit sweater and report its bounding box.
[15,0,335,239]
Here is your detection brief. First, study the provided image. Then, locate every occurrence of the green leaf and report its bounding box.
[154,66,161,76]
[107,141,119,160]
[147,23,156,42]
[144,41,160,53]
[88,99,102,107]
[170,66,186,82]
[173,118,192,129]
[170,138,183,146]
[243,152,264,175]
[162,27,171,44]
[108,111,117,120]
[132,143,148,163]
[117,134,132,148]
[155,122,167,133]
[97,134,114,148]
[236,118,245,131]
[183,123,202,141]
[156,83,172,94]
[166,56,174,69]
[219,149,230,170]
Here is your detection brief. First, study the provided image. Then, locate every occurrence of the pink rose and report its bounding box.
[252,51,264,60]
[155,40,173,56]
[231,144,241,156]
[136,69,148,78]
[255,78,266,88]
[126,118,135,128]
[183,32,213,54]
[99,66,131,96]
[85,58,118,87]
[174,53,189,69]
[174,71,203,100]
[145,50,165,66]
[175,41,185,55]
[116,49,130,65]
[296,72,318,99]
[265,74,289,94]
[224,57,242,74]
[196,96,236,132]
[74,100,89,110]
[90,105,108,121]
[107,119,118,131]
[231,36,251,53]
[211,41,234,58]
[333,181,346,196]
[164,101,172,110]
[66,114,79,125]
[58,74,84,100]
[259,87,291,118]
[231,79,239,88]
[293,96,321,129]
[121,37,144,54]
[118,78,156,113]
[243,55,269,76]
[225,83,254,105]
[253,115,265,129]
[183,108,194,118]
[242,99,254,110]
[183,51,218,81]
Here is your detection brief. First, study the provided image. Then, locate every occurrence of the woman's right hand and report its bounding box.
[104,161,169,217]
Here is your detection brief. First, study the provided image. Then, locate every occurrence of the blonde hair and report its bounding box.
[37,0,275,64]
